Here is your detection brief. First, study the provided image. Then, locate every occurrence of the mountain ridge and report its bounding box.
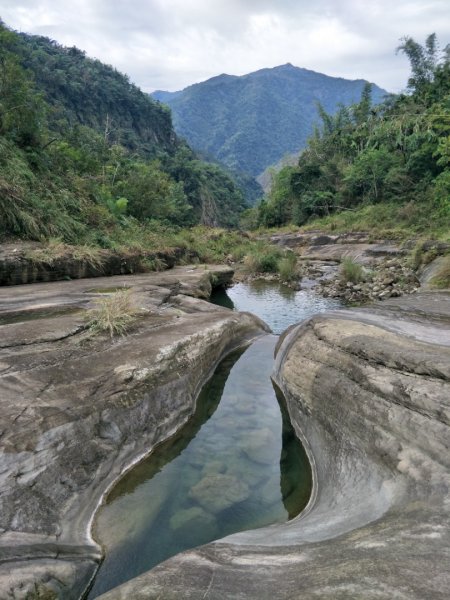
[152,64,388,177]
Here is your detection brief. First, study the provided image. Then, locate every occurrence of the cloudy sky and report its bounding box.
[2,0,450,93]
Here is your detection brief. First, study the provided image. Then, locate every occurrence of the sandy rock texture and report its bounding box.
[0,266,268,599]
[99,291,450,600]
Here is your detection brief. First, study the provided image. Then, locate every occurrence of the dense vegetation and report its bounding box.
[255,35,450,238]
[152,65,386,178]
[0,21,248,245]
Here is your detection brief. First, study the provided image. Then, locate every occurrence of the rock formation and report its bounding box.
[98,291,450,599]
[0,266,268,599]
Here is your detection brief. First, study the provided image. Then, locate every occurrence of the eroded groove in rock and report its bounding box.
[98,292,450,600]
[0,267,269,599]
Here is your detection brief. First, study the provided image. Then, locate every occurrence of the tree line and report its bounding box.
[251,35,449,233]
[0,21,247,244]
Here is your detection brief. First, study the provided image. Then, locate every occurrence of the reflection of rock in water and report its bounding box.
[210,287,235,310]
[94,470,174,549]
[275,383,312,519]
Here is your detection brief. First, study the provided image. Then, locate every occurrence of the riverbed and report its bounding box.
[87,281,340,598]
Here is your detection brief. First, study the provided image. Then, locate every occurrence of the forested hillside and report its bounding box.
[0,21,247,244]
[152,64,387,177]
[254,35,450,237]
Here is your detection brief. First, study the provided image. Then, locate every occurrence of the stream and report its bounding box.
[87,281,340,598]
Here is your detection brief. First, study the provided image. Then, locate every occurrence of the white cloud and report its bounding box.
[1,0,449,92]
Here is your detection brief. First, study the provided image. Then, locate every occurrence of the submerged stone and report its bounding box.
[188,473,250,513]
[169,506,218,540]
[242,427,277,465]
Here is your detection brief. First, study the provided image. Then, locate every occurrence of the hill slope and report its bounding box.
[0,22,247,241]
[256,35,450,236]
[152,64,387,177]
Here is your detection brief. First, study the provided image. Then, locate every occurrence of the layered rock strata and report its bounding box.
[0,242,194,286]
[0,266,268,599]
[99,291,450,599]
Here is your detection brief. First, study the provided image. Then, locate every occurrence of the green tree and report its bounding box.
[115,160,191,224]
[0,22,44,146]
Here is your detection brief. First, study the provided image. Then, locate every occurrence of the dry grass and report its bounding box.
[26,239,105,269]
[86,289,138,337]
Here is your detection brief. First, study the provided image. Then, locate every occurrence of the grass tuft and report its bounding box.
[340,257,366,284]
[243,248,282,274]
[277,252,299,282]
[86,289,138,337]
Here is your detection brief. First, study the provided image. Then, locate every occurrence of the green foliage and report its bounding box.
[339,258,366,284]
[258,35,450,238]
[0,24,45,147]
[304,199,449,240]
[242,244,298,277]
[0,21,249,245]
[397,34,440,96]
[278,252,299,282]
[429,255,450,288]
[244,250,280,274]
[153,65,386,178]
[173,226,253,263]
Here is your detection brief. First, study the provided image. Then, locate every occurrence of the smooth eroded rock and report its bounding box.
[0,266,268,599]
[98,291,450,600]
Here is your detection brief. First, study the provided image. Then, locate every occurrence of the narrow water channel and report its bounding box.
[87,281,340,598]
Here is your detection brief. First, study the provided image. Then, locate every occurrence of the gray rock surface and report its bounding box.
[419,255,449,289]
[99,291,450,600]
[0,266,268,599]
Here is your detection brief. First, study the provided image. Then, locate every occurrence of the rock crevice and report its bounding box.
[100,291,450,599]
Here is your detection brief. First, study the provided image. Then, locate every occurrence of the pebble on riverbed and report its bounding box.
[317,257,420,304]
[235,256,420,304]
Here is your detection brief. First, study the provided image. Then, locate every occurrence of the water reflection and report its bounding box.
[88,281,339,598]
[217,280,341,335]
[209,286,235,310]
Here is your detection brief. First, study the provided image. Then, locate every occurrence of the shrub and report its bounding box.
[86,289,138,337]
[340,257,366,283]
[409,242,424,269]
[278,253,299,282]
[243,248,282,274]
[140,255,167,272]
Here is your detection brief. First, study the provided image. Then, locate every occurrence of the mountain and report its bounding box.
[152,64,387,177]
[0,21,248,242]
[18,33,177,157]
